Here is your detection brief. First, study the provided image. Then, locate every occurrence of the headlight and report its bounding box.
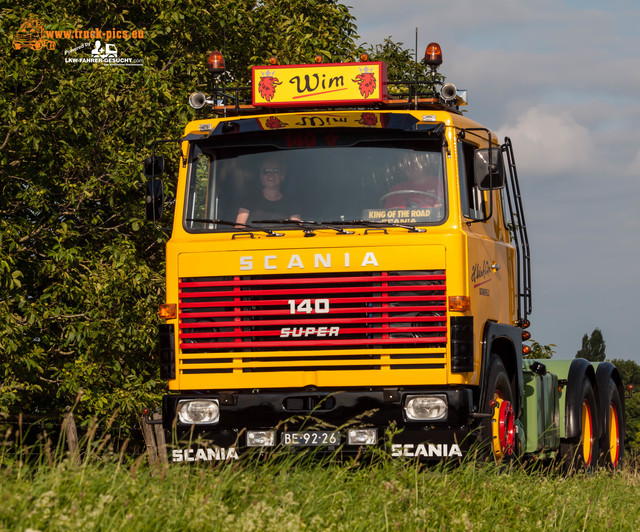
[177,399,220,424]
[404,395,447,421]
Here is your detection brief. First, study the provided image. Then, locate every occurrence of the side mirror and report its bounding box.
[145,179,164,221]
[143,156,165,178]
[474,148,504,190]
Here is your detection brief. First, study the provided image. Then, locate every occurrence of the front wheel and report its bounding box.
[481,356,516,461]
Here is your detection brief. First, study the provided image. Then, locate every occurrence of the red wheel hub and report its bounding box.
[498,400,515,456]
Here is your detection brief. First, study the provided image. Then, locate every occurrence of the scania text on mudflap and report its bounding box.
[143,45,626,468]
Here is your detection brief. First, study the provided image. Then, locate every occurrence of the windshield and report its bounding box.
[184,129,446,231]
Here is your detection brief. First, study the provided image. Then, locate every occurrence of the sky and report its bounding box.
[347,0,640,362]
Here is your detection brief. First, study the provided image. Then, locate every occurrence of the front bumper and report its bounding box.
[161,388,480,462]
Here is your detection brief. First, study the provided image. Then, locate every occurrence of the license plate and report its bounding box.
[281,431,340,447]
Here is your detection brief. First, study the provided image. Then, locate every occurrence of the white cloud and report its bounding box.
[498,106,598,176]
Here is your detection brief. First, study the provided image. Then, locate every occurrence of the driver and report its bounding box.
[235,154,300,226]
[383,153,443,209]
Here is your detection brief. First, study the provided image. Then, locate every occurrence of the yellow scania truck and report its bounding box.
[144,44,625,467]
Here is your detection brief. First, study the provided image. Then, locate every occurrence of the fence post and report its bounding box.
[63,408,80,465]
[140,414,158,466]
[152,413,168,465]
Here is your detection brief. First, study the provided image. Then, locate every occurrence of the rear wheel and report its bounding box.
[561,377,597,472]
[481,356,516,460]
[599,381,624,469]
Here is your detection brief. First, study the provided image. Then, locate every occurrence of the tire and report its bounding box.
[560,377,598,472]
[480,356,516,461]
[599,380,624,469]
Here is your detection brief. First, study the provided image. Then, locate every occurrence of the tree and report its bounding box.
[0,0,360,435]
[360,37,445,95]
[575,328,606,361]
[525,339,555,360]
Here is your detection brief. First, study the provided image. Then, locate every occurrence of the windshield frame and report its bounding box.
[182,126,449,233]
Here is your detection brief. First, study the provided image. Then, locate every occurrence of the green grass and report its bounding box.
[2,437,640,532]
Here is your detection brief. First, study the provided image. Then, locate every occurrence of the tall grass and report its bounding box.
[1,423,640,531]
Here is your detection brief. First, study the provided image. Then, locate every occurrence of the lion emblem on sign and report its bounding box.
[258,74,282,102]
[352,71,377,98]
[357,112,378,126]
[265,116,288,129]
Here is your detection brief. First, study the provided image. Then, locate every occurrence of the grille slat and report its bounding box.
[181,315,445,328]
[180,284,445,300]
[178,270,447,373]
[179,273,445,288]
[180,295,445,318]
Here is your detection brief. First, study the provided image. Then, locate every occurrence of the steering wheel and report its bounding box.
[380,189,444,207]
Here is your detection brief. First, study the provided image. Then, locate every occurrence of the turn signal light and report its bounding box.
[424,42,443,66]
[159,303,177,320]
[448,296,470,312]
[206,51,225,75]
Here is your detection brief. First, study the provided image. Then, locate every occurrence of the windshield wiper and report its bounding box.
[324,220,426,233]
[185,218,284,237]
[252,218,355,236]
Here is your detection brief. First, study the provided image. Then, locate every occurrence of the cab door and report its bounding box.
[457,140,516,329]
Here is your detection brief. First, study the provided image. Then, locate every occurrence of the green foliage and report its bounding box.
[576,327,606,362]
[0,1,361,434]
[524,338,555,359]
[3,440,640,531]
[361,37,445,96]
[248,0,359,67]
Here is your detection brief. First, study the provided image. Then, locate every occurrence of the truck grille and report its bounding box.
[178,270,446,373]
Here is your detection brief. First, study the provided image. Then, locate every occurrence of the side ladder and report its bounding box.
[502,137,532,324]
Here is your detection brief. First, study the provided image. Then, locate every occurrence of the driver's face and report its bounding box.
[260,164,285,187]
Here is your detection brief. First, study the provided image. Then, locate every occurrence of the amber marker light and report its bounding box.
[522,331,531,341]
[360,53,369,62]
[269,56,277,65]
[448,296,470,312]
[206,51,225,75]
[314,55,323,63]
[523,345,532,356]
[424,42,443,67]
[159,303,177,320]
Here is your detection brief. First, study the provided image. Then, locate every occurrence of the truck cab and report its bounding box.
[145,46,624,467]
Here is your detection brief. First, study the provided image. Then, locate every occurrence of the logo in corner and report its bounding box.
[13,17,56,51]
